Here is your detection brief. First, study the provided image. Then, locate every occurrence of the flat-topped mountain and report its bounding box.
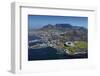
[55,24,72,28]
[42,23,87,31]
[42,24,73,29]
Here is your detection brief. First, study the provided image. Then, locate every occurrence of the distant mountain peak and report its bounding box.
[42,24,54,29]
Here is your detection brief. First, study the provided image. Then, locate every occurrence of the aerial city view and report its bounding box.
[28,15,88,61]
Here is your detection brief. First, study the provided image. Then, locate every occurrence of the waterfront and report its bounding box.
[28,30,88,61]
[28,47,88,61]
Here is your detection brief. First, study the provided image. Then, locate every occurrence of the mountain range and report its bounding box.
[41,23,87,31]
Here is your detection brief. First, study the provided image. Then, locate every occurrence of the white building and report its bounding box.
[65,41,74,47]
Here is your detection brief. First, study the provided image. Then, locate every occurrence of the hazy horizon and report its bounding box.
[28,15,88,29]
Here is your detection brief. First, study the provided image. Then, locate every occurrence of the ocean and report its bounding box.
[28,47,88,61]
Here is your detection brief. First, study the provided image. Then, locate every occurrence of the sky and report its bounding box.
[28,15,88,29]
